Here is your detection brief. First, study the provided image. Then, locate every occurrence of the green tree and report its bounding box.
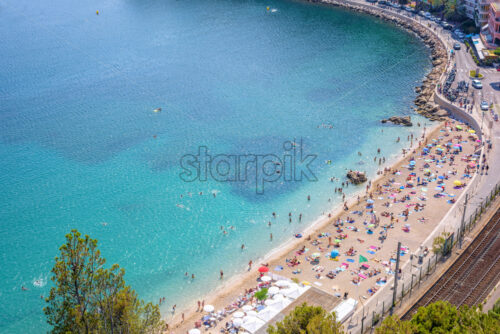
[377,300,500,334]
[375,315,416,334]
[44,230,164,334]
[267,303,344,334]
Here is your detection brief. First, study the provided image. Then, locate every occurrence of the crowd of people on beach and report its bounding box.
[169,119,482,333]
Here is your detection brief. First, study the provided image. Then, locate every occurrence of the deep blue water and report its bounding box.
[0,0,430,331]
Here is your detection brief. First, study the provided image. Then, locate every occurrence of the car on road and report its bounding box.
[391,3,401,9]
[443,24,453,30]
[472,80,483,89]
[453,43,461,50]
[424,12,432,19]
[378,0,388,4]
[480,101,489,111]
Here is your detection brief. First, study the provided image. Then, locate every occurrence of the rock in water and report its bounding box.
[381,116,412,127]
[346,170,367,185]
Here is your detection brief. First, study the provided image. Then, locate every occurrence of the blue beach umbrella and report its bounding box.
[331,250,339,258]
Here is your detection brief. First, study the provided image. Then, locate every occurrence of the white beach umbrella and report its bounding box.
[233,317,243,327]
[203,304,214,312]
[188,329,201,334]
[268,286,280,295]
[260,275,272,282]
[242,305,253,312]
[246,310,258,317]
[275,280,290,287]
[233,311,244,318]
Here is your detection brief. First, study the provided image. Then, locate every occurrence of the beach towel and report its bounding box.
[369,246,377,250]
[367,250,375,255]
[346,259,355,263]
[358,274,367,279]
[274,266,283,271]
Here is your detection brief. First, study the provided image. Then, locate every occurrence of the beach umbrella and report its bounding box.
[232,318,243,327]
[189,329,201,334]
[276,280,290,287]
[409,160,416,165]
[367,199,374,204]
[242,305,253,312]
[453,180,462,186]
[233,311,244,318]
[268,286,280,294]
[311,252,321,258]
[246,310,258,317]
[468,129,475,134]
[456,125,463,130]
[203,305,214,312]
[438,175,445,179]
[258,266,269,273]
[260,275,271,282]
[330,249,339,258]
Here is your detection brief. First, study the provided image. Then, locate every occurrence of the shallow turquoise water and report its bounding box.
[0,0,430,331]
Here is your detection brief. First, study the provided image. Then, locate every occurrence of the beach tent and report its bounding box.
[268,286,280,295]
[241,316,266,333]
[257,306,280,322]
[276,280,290,287]
[268,298,292,313]
[281,285,301,299]
[189,329,201,334]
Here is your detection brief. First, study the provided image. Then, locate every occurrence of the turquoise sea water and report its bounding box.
[0,0,431,331]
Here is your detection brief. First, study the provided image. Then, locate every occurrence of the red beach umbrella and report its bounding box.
[258,266,269,273]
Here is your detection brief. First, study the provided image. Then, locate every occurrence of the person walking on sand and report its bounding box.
[197,300,201,311]
[248,260,253,270]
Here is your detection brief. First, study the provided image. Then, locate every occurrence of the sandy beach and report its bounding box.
[168,117,482,333]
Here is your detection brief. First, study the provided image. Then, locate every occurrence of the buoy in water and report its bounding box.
[153,108,162,113]
[96,10,99,15]
[266,6,270,11]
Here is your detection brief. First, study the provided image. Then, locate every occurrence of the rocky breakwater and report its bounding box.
[308,0,450,122]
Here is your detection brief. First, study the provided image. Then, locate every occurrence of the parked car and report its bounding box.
[472,80,483,89]
[444,24,453,30]
[453,43,461,50]
[418,11,425,16]
[480,101,489,111]
[404,6,413,12]
[391,3,401,9]
[378,0,388,4]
